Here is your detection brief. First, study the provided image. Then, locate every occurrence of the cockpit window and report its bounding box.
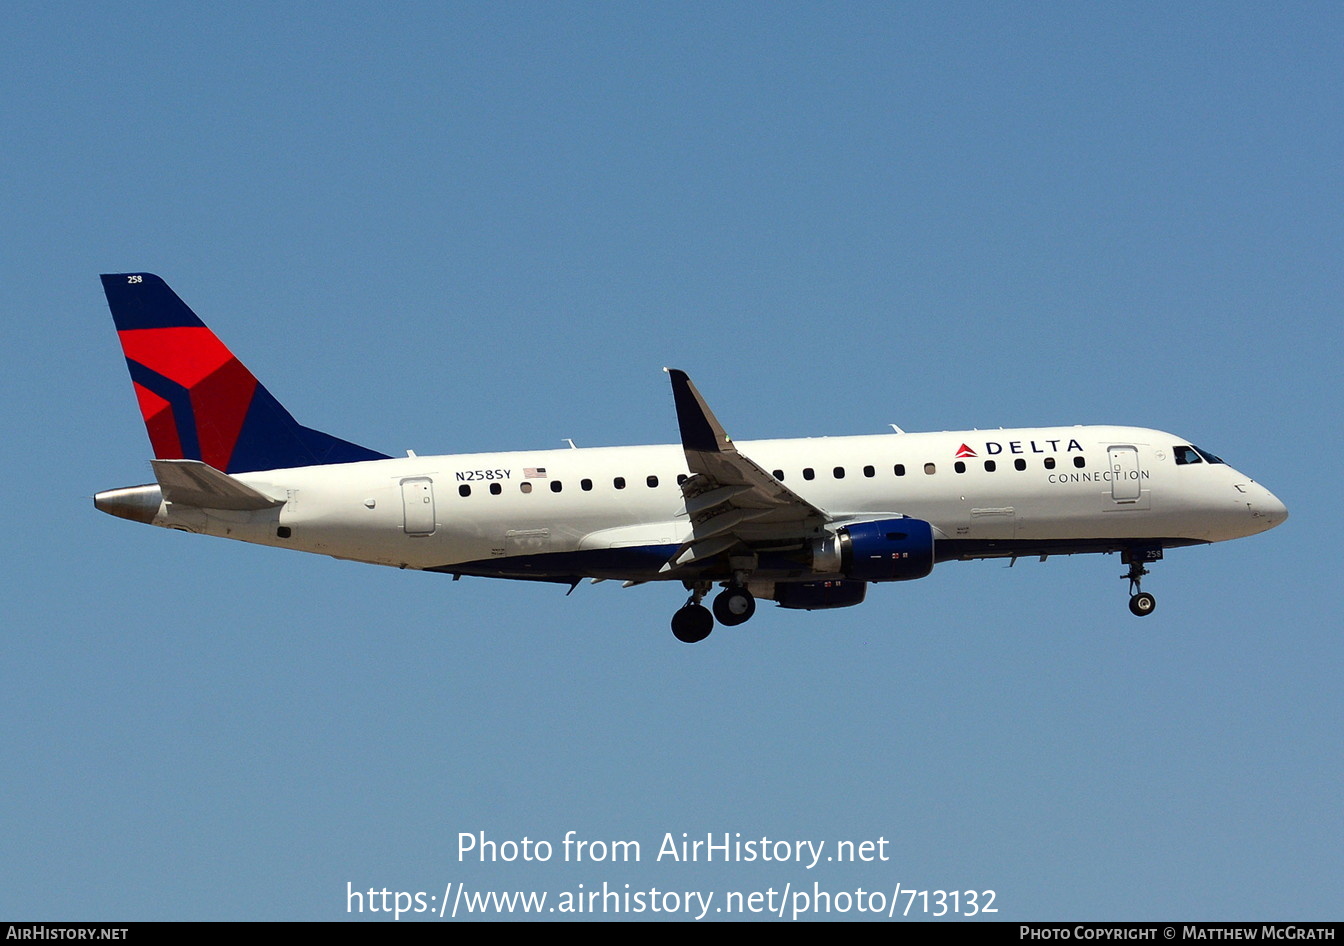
[1174,444,1226,465]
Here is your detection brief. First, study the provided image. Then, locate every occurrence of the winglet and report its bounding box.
[658,370,829,579]
[666,368,733,454]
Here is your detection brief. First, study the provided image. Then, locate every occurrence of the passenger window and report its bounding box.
[1074,456,1086,468]
[772,470,785,481]
[833,466,845,479]
[646,475,659,488]
[984,460,996,472]
[863,465,875,478]
[954,461,966,474]
[1014,459,1026,471]
[581,479,593,491]
[894,464,906,476]
[1043,457,1055,470]
[924,463,936,475]
[520,482,533,494]
[458,484,471,497]
[803,468,815,481]
[550,480,563,493]
[676,474,688,485]
[613,477,625,490]
[490,482,502,495]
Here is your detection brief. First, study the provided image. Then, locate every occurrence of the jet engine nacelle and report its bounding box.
[775,580,868,610]
[811,517,935,582]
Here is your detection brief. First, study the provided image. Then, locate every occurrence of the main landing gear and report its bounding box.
[712,586,756,626]
[1122,549,1160,617]
[671,581,757,643]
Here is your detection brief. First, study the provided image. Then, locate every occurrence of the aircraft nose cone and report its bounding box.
[1254,486,1288,530]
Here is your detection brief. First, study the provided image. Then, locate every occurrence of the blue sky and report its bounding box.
[4,1,1340,921]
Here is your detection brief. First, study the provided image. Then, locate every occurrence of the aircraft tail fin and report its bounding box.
[100,273,389,474]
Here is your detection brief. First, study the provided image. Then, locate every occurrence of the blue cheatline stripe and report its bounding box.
[429,545,683,582]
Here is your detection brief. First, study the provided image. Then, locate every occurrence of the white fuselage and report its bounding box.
[138,425,1285,580]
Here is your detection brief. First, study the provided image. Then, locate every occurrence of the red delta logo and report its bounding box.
[955,444,977,458]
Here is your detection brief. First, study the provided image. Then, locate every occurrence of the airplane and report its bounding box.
[94,273,1288,643]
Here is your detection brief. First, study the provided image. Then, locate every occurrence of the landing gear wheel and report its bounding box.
[1129,592,1156,617]
[712,587,756,627]
[671,604,714,643]
[1121,551,1159,618]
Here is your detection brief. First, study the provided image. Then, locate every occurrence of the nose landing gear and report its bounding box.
[1122,549,1161,617]
[1128,588,1156,617]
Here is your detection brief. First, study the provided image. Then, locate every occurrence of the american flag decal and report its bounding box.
[524,467,548,478]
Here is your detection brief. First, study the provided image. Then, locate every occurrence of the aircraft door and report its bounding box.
[400,477,437,535]
[1107,446,1142,503]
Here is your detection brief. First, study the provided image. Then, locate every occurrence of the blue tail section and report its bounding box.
[101,273,390,474]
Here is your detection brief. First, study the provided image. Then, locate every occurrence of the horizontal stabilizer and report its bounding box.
[151,459,282,511]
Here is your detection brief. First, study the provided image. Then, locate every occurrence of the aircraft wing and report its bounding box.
[661,369,829,572]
